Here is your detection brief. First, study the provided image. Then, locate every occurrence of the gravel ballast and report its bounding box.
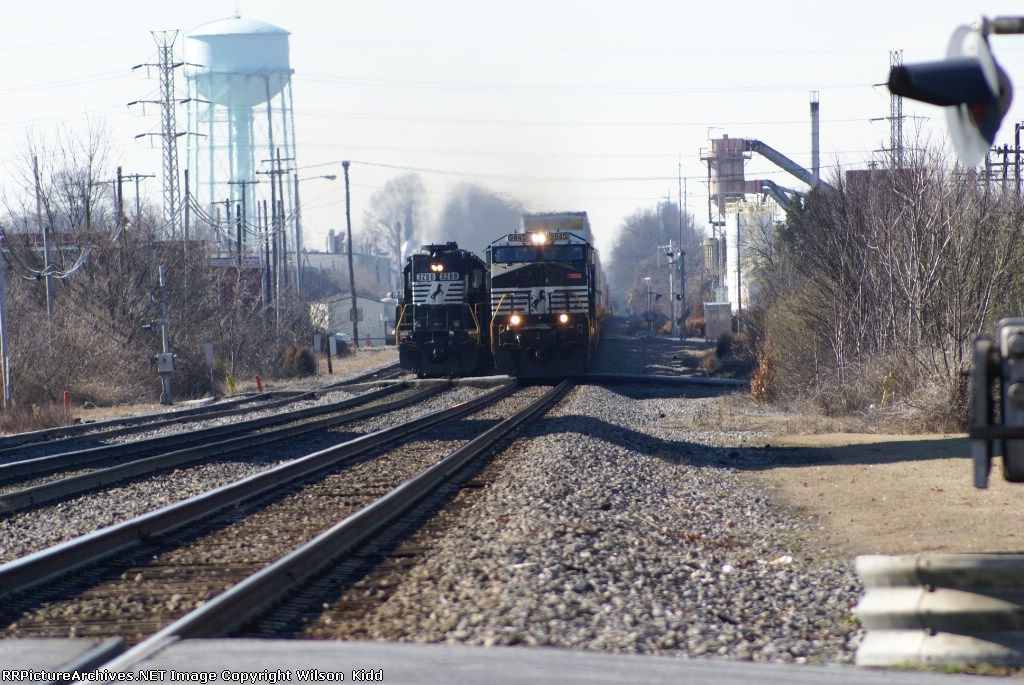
[305,382,863,664]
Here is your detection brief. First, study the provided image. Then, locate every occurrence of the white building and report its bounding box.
[309,295,397,347]
[722,199,778,315]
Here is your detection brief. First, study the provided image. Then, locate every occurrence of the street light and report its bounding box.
[293,173,337,293]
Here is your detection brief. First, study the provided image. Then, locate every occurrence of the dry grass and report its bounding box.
[0,402,75,434]
[65,347,399,426]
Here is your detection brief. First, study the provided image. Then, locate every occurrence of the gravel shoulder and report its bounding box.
[594,318,1024,559]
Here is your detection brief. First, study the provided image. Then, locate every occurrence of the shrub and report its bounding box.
[278,345,317,378]
[715,332,735,360]
[751,352,776,403]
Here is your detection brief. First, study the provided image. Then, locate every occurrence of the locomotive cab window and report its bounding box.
[543,245,585,262]
[492,246,537,263]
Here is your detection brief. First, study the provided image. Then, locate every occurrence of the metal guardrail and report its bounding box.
[855,553,1024,666]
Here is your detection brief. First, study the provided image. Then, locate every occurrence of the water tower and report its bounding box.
[183,16,296,256]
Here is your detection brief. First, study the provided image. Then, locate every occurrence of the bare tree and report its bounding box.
[760,137,1024,423]
[4,122,116,235]
[360,174,426,291]
[607,202,701,319]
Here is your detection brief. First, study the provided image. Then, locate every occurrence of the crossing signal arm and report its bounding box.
[895,19,1024,487]
[887,16,1019,167]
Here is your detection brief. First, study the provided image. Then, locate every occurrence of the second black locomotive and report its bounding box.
[395,242,491,377]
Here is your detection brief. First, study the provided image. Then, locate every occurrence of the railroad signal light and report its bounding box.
[888,20,1015,167]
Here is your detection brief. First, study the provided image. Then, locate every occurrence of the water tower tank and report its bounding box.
[185,16,291,107]
[183,15,298,257]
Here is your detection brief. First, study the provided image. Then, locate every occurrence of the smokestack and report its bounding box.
[810,91,820,188]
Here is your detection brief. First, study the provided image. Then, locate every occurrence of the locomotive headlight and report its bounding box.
[509,314,522,326]
[558,313,569,324]
[530,232,548,245]
[430,263,444,272]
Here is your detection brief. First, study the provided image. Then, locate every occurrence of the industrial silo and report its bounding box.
[183,15,296,257]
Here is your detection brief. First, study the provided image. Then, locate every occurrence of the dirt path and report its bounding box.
[744,431,1024,557]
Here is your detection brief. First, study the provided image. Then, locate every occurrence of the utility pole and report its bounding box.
[131,31,185,239]
[343,161,359,347]
[0,235,11,411]
[33,156,54,324]
[258,151,293,335]
[678,161,687,337]
[294,174,303,293]
[227,179,257,262]
[261,199,271,309]
[120,172,155,227]
[234,202,243,271]
[116,167,124,235]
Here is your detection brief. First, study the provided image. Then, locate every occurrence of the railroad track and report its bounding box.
[0,362,404,461]
[0,381,439,514]
[0,380,571,672]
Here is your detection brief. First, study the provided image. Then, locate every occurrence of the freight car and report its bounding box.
[395,242,491,377]
[487,212,608,378]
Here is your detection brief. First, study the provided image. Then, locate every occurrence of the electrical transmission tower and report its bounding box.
[131,30,184,239]
[890,50,905,169]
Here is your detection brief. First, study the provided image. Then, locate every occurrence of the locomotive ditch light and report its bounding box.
[558,313,570,324]
[509,313,522,326]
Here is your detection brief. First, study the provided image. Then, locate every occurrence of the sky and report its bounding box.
[3,1,1024,265]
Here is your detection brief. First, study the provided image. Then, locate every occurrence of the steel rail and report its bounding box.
[0,383,441,513]
[0,382,412,482]
[0,362,403,452]
[0,392,318,463]
[321,362,404,389]
[0,381,516,597]
[99,379,572,672]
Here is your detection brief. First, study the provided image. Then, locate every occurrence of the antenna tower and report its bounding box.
[890,50,904,169]
[133,31,184,238]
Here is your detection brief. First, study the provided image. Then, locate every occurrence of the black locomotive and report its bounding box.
[487,212,608,378]
[395,242,491,377]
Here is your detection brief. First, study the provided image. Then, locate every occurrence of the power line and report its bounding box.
[297,72,873,96]
[296,107,876,129]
